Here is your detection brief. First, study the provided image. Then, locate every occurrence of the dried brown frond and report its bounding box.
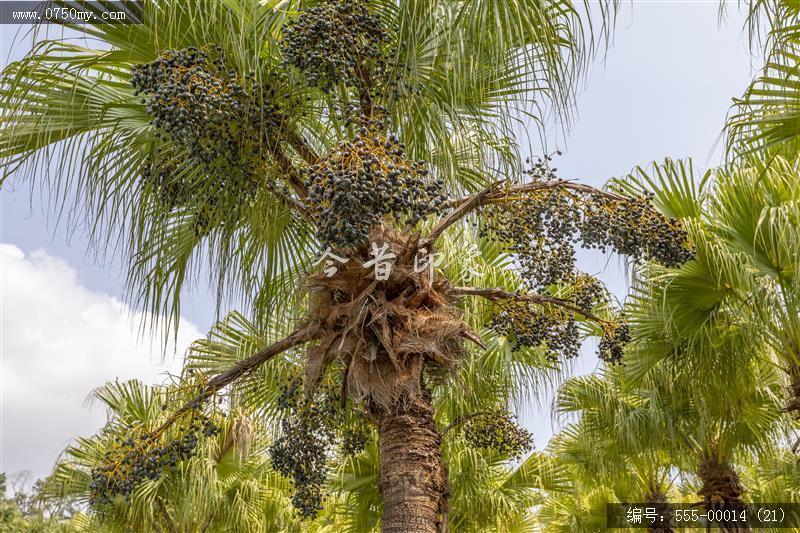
[301,225,478,410]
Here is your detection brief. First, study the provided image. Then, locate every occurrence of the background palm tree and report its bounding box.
[533,155,800,531]
[615,157,800,423]
[41,379,305,532]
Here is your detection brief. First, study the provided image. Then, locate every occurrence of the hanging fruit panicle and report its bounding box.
[269,376,370,518]
[132,46,285,179]
[490,298,581,361]
[304,107,448,251]
[280,0,392,93]
[597,321,631,365]
[482,156,694,363]
[131,46,291,234]
[481,155,694,292]
[462,410,534,458]
[89,397,220,508]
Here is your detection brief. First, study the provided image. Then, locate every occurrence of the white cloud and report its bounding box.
[0,244,202,482]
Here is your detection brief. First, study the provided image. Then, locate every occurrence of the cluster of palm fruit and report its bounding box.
[462,410,533,458]
[280,0,392,92]
[580,192,694,267]
[89,403,219,508]
[131,46,284,216]
[139,152,218,236]
[481,158,693,363]
[568,274,634,364]
[571,273,607,312]
[598,321,630,365]
[340,422,370,456]
[304,109,448,250]
[481,158,694,291]
[489,298,580,361]
[269,410,332,517]
[490,294,631,364]
[270,378,349,518]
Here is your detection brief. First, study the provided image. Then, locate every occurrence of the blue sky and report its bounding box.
[1,2,758,484]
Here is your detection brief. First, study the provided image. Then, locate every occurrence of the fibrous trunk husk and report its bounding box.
[644,478,674,533]
[303,225,478,408]
[302,225,476,531]
[697,446,750,532]
[373,384,448,533]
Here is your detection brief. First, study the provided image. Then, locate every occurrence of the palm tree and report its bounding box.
[739,448,800,504]
[530,155,800,532]
[551,357,785,530]
[535,421,678,533]
[613,157,800,426]
[41,379,306,532]
[3,2,703,530]
[181,304,569,532]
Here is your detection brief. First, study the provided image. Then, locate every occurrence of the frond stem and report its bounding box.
[450,285,610,326]
[441,410,495,436]
[155,496,177,533]
[154,325,319,436]
[268,141,309,198]
[285,129,319,164]
[423,179,629,246]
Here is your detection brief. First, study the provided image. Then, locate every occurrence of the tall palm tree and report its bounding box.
[3,2,703,531]
[174,300,568,532]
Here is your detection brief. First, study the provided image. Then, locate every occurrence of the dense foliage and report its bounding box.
[3,0,800,532]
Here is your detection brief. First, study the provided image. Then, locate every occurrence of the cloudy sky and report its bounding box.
[1,2,757,485]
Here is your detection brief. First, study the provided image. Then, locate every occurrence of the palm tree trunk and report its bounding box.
[786,362,800,419]
[644,478,674,533]
[375,388,448,533]
[697,447,751,533]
